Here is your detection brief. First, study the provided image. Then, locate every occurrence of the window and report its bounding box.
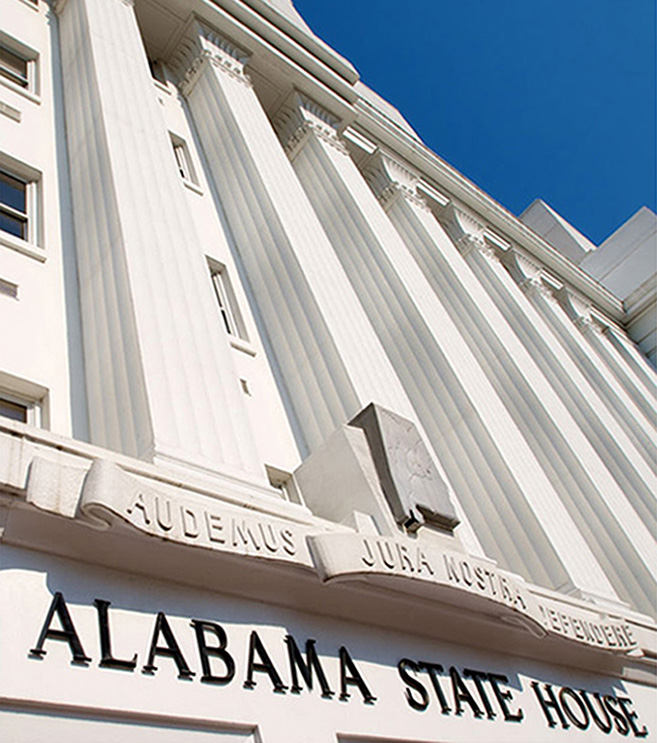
[209,262,248,341]
[0,46,28,88]
[0,392,42,426]
[0,34,38,96]
[0,374,47,427]
[0,159,39,245]
[148,58,166,86]
[169,134,197,185]
[1,170,28,239]
[0,396,28,422]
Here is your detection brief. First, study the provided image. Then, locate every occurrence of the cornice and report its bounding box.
[212,0,359,85]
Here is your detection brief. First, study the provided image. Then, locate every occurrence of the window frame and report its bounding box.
[0,373,48,428]
[208,260,249,342]
[0,391,42,426]
[0,33,39,100]
[169,133,198,187]
[0,155,41,251]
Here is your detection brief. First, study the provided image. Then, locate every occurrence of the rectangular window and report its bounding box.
[148,58,166,86]
[209,262,248,341]
[0,374,47,427]
[0,35,37,96]
[0,160,39,245]
[0,46,28,88]
[1,170,28,239]
[0,396,28,422]
[0,392,41,426]
[169,134,197,185]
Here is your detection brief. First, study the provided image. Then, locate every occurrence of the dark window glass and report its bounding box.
[0,46,28,88]
[0,211,26,238]
[0,398,28,422]
[0,171,28,239]
[1,171,26,212]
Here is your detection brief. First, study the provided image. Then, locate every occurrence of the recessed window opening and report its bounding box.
[0,396,28,422]
[0,46,28,88]
[0,158,40,245]
[169,133,197,185]
[0,374,48,427]
[148,58,166,85]
[0,35,38,95]
[0,391,41,426]
[1,170,28,240]
[208,261,248,341]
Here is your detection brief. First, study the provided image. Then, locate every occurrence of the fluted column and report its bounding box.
[605,325,657,390]
[274,92,622,605]
[56,0,265,482]
[449,218,657,465]
[367,168,656,615]
[597,323,657,413]
[498,246,656,440]
[169,24,441,467]
[489,243,657,474]
[549,287,656,457]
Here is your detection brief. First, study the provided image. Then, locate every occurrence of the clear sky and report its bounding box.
[292,0,656,245]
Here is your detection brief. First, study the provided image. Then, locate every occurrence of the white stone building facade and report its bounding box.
[1,0,655,740]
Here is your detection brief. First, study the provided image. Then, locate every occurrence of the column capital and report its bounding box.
[498,246,541,283]
[551,285,593,324]
[361,151,433,212]
[439,203,487,245]
[454,232,491,258]
[517,276,556,303]
[171,21,252,96]
[274,92,348,159]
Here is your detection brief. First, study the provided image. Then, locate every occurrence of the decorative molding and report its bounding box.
[518,277,558,304]
[341,126,377,155]
[178,49,213,97]
[453,232,489,259]
[439,203,487,249]
[499,248,542,285]
[274,91,347,158]
[482,228,511,252]
[0,101,21,122]
[172,21,252,96]
[375,182,431,212]
[552,286,593,324]
[573,315,604,337]
[416,180,450,209]
[362,151,431,212]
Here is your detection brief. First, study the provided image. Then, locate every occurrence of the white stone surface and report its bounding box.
[1,0,655,738]
[55,0,265,481]
[279,94,624,605]
[520,199,596,263]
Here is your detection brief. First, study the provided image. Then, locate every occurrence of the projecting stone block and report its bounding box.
[349,403,459,532]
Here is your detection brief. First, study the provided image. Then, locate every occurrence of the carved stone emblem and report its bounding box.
[349,404,459,531]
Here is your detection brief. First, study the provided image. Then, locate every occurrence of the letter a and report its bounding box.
[30,592,91,665]
[339,646,377,704]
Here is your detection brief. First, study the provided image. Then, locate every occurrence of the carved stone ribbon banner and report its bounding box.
[74,459,314,568]
[308,533,638,653]
[24,457,638,654]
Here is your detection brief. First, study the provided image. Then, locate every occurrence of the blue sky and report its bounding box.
[292,0,656,245]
